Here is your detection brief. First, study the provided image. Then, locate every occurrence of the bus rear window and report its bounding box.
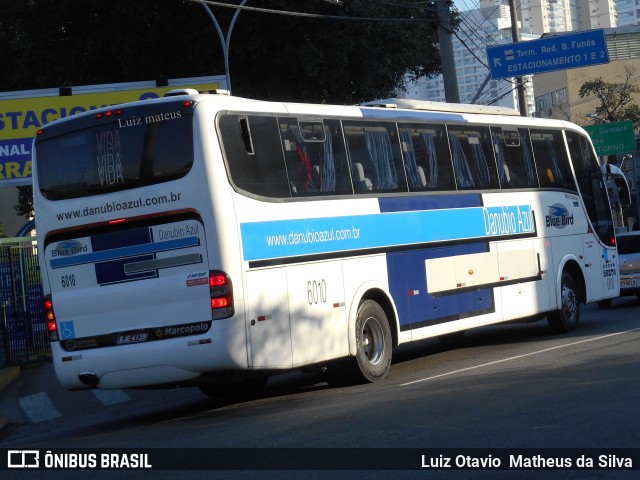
[35,104,194,200]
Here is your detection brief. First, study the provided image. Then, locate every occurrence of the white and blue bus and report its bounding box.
[33,92,620,395]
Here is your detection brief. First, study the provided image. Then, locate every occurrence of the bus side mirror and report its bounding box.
[606,163,632,207]
[615,178,632,207]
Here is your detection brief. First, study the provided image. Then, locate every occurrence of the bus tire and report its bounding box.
[352,300,392,383]
[548,270,580,333]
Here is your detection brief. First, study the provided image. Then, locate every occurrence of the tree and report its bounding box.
[14,186,34,219]
[224,0,450,103]
[0,0,453,104]
[579,66,640,126]
[0,0,454,222]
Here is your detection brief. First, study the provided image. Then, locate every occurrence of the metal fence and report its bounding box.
[0,237,49,365]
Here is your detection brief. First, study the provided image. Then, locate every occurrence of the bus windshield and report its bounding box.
[35,101,194,200]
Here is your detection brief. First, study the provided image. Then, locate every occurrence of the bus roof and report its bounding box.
[360,98,521,116]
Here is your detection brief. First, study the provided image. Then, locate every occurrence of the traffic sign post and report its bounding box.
[583,120,636,157]
[486,29,609,80]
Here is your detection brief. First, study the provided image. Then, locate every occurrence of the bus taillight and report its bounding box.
[209,271,234,320]
[95,108,125,119]
[44,294,58,341]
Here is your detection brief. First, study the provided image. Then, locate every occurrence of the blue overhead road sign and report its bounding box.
[486,29,609,80]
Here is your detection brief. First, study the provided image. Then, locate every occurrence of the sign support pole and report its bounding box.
[509,0,528,117]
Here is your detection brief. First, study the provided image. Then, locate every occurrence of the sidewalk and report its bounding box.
[0,366,21,432]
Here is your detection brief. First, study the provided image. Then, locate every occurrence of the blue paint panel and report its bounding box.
[378,194,482,213]
[50,236,199,269]
[91,227,152,251]
[95,254,157,285]
[387,242,494,330]
[387,253,410,326]
[92,228,155,285]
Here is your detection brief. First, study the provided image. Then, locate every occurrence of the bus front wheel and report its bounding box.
[325,300,392,386]
[548,270,580,333]
[352,300,392,383]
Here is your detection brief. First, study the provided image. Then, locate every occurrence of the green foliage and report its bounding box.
[14,186,34,219]
[227,0,447,103]
[579,67,640,127]
[0,0,451,104]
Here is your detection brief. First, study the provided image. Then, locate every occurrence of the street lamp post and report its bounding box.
[201,0,248,94]
[200,1,342,94]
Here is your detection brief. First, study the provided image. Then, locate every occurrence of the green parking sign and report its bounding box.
[583,120,636,156]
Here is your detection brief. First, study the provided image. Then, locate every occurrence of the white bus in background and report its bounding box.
[32,92,622,396]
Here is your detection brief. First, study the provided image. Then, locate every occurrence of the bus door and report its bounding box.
[246,268,293,368]
[286,261,347,366]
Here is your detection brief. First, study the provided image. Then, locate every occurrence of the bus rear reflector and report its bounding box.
[209,270,234,320]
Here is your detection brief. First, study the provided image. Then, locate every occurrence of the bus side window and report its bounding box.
[400,130,427,190]
[492,127,538,189]
[219,114,290,198]
[326,120,353,195]
[279,118,351,196]
[399,123,455,192]
[448,125,499,190]
[343,121,407,194]
[279,118,315,195]
[530,129,577,191]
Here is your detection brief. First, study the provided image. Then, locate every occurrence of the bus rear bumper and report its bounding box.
[50,332,247,390]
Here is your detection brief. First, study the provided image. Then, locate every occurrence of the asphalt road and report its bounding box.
[1,298,639,480]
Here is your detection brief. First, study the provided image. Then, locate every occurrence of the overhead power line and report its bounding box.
[189,0,440,23]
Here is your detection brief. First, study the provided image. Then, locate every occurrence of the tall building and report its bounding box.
[519,0,574,33]
[519,0,616,33]
[401,0,617,110]
[616,0,640,26]
[401,2,536,113]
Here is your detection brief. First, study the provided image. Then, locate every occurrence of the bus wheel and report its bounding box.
[548,270,580,333]
[353,300,392,383]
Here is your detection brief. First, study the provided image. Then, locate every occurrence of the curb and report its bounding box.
[0,366,21,433]
[0,366,21,392]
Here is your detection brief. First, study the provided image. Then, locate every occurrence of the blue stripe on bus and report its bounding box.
[240,204,534,261]
[49,236,200,269]
[387,243,494,330]
[378,194,482,212]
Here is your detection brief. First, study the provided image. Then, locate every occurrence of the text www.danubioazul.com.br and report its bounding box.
[265,226,361,247]
[55,192,183,221]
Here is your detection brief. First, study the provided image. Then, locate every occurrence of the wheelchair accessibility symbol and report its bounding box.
[59,321,75,340]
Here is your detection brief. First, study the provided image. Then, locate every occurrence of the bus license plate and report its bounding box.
[116,330,149,345]
[621,279,639,288]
